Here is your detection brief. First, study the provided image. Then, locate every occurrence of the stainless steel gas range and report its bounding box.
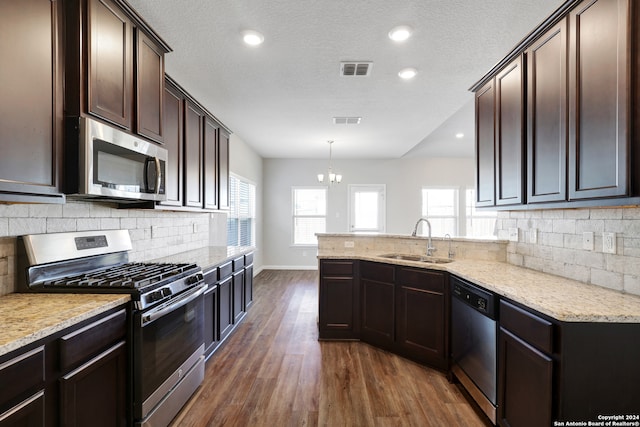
[17,229,206,427]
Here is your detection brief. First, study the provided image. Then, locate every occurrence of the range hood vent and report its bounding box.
[333,117,362,125]
[340,62,372,76]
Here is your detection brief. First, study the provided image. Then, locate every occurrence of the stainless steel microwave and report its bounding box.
[66,116,168,202]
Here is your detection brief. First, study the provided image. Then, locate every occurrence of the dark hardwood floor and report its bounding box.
[170,270,490,426]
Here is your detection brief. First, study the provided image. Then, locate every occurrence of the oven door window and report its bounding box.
[134,295,204,407]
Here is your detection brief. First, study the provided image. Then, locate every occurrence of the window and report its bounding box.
[466,189,497,238]
[421,188,458,236]
[349,185,386,232]
[227,174,256,246]
[420,187,497,238]
[292,187,327,245]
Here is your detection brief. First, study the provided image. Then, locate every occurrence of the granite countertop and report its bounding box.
[152,246,254,272]
[319,254,640,323]
[0,293,130,358]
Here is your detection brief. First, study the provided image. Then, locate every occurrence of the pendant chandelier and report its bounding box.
[317,140,342,184]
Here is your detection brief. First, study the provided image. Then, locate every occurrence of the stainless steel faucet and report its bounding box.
[411,218,436,256]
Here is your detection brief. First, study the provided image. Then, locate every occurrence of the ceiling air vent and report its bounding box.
[340,61,372,77]
[333,117,362,125]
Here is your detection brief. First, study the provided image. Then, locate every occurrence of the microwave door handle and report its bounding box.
[154,157,162,194]
[141,283,207,327]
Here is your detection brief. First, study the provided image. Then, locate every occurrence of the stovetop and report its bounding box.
[41,262,200,291]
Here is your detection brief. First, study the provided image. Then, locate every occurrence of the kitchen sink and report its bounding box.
[378,253,453,264]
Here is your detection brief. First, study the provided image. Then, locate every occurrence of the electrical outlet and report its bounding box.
[508,228,519,242]
[529,228,537,244]
[603,232,616,254]
[582,232,594,251]
[344,241,355,248]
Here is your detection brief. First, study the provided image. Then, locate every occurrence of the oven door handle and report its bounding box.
[141,283,207,327]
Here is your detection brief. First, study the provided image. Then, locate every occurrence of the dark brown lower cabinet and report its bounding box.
[318,260,359,340]
[0,306,127,427]
[218,275,233,343]
[232,270,245,324]
[498,328,552,427]
[396,267,447,370]
[60,342,127,427]
[360,262,395,348]
[244,263,254,310]
[203,270,219,359]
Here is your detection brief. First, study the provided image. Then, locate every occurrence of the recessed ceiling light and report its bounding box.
[398,68,418,80]
[456,133,465,139]
[389,25,413,42]
[242,30,264,46]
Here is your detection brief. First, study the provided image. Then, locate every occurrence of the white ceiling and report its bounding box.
[128,0,566,159]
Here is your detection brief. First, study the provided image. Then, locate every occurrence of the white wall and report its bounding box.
[262,157,475,268]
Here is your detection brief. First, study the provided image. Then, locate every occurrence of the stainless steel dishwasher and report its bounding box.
[450,276,498,424]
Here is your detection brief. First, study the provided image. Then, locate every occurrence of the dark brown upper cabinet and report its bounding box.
[218,129,231,210]
[495,56,525,206]
[64,0,170,140]
[475,80,496,207]
[136,29,166,143]
[204,118,220,210]
[472,0,640,210]
[160,78,185,207]
[184,100,205,209]
[526,19,568,204]
[568,0,629,200]
[87,0,133,129]
[0,0,65,203]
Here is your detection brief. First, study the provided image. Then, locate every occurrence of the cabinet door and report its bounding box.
[495,56,525,206]
[218,130,231,210]
[218,277,233,342]
[318,260,357,340]
[498,328,553,427]
[136,29,164,143]
[184,101,204,208]
[396,268,446,369]
[361,278,395,348]
[87,0,133,129]
[0,0,63,201]
[204,119,220,210]
[160,80,184,207]
[475,80,496,207]
[204,283,218,357]
[568,0,629,200]
[244,264,253,310]
[527,20,568,203]
[232,270,245,323]
[60,341,127,427]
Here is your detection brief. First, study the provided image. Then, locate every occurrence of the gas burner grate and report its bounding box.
[42,262,198,289]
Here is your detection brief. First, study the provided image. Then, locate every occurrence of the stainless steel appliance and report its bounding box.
[450,276,498,424]
[65,116,168,202]
[17,230,205,427]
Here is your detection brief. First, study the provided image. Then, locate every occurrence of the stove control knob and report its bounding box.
[162,288,172,297]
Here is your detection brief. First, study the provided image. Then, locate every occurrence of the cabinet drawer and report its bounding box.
[245,252,254,265]
[0,346,45,408]
[219,261,233,280]
[500,300,553,354]
[321,260,354,277]
[59,309,127,372]
[233,256,245,272]
[397,267,445,293]
[361,261,394,283]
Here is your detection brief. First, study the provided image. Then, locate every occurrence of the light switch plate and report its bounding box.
[508,228,519,242]
[603,232,616,254]
[582,232,594,251]
[529,229,537,244]
[344,241,355,248]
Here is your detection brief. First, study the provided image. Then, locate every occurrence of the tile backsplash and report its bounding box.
[496,206,640,296]
[0,201,215,296]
